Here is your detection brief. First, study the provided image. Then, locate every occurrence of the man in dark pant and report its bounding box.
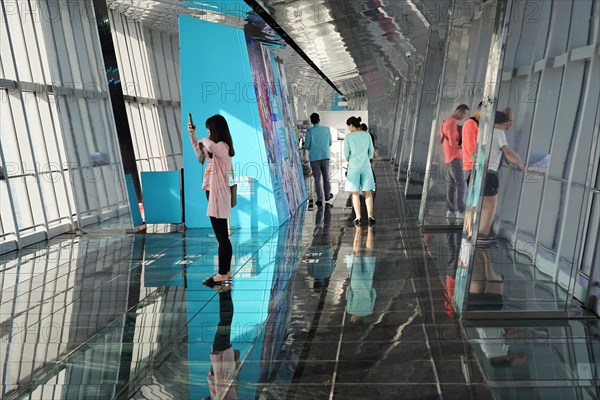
[305,113,333,207]
[441,104,469,219]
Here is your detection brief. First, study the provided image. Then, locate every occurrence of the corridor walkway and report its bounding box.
[1,162,598,400]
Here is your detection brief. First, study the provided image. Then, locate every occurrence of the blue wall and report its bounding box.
[180,16,279,229]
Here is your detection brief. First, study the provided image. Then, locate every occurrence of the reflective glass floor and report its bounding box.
[423,232,571,313]
[1,162,598,400]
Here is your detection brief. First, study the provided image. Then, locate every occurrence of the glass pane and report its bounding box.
[8,178,35,230]
[0,181,16,240]
[581,193,599,276]
[39,175,60,223]
[455,0,600,315]
[419,1,497,226]
[4,2,32,82]
[19,2,45,82]
[464,320,600,399]
[0,3,16,80]
[25,175,45,229]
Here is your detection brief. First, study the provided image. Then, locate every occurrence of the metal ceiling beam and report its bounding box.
[243,0,345,96]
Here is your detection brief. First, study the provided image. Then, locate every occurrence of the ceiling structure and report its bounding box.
[105,0,452,109]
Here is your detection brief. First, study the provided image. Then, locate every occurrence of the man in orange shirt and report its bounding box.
[462,101,483,185]
[441,104,469,219]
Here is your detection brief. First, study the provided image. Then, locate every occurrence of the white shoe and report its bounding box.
[455,211,465,219]
[446,211,455,218]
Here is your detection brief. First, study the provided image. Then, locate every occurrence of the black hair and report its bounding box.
[310,113,320,124]
[360,123,368,131]
[346,116,362,128]
[205,114,235,157]
[494,111,509,124]
[456,104,469,113]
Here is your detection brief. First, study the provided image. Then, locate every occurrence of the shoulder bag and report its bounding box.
[229,164,237,208]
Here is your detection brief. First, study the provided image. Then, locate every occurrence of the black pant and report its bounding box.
[206,191,232,275]
[213,291,234,352]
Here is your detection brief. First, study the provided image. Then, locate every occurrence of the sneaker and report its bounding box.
[353,218,362,226]
[368,217,376,226]
[455,211,465,219]
[315,200,323,208]
[326,193,334,201]
[446,211,455,218]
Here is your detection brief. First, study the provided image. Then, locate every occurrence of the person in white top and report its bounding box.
[478,111,524,242]
[475,327,527,367]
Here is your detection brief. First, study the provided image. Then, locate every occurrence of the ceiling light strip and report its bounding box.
[243,0,344,96]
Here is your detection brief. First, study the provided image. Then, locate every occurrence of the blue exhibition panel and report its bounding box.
[141,171,182,224]
[180,15,279,229]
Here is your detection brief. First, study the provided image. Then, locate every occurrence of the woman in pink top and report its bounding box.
[188,114,235,286]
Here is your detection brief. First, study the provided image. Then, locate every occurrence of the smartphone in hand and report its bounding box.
[188,113,198,145]
[188,113,195,129]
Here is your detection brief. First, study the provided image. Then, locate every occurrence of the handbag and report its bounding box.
[229,165,237,208]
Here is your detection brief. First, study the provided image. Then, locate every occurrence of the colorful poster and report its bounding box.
[245,35,305,222]
[268,51,305,214]
[246,35,287,224]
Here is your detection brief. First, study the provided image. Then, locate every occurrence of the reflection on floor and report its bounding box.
[0,161,598,400]
[423,232,570,313]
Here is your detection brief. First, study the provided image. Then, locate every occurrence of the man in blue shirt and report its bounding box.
[305,113,333,207]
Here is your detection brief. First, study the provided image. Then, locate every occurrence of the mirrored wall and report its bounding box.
[452,0,600,316]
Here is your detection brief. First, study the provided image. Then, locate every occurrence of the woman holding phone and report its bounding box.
[188,114,235,286]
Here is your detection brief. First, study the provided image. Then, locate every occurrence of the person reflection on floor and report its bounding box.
[466,247,504,312]
[464,248,525,367]
[205,286,239,400]
[475,326,527,368]
[466,248,549,368]
[345,226,377,324]
[444,231,462,319]
[307,204,334,290]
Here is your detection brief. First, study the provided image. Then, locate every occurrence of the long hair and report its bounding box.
[205,114,235,157]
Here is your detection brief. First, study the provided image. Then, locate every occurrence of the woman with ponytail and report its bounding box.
[344,116,376,226]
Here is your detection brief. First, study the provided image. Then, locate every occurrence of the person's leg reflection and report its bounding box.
[365,225,373,256]
[479,195,498,235]
[364,191,374,222]
[208,288,237,399]
[315,204,324,226]
[468,249,503,311]
[352,192,362,223]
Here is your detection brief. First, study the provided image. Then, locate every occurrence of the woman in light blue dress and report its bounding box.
[344,116,376,226]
